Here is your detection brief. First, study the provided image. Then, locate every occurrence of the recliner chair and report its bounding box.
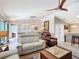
[41,31,57,47]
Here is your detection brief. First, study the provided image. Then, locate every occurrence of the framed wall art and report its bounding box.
[44,21,49,31]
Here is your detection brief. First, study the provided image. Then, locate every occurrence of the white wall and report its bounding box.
[54,17,65,42]
[41,15,55,33]
[70,24,79,33]
[55,24,64,42]
[14,19,43,33]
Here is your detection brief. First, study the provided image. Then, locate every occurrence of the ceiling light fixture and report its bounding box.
[71,25,77,28]
[77,15,79,18]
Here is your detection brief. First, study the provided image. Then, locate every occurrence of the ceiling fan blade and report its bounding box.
[46,0,68,11]
[46,7,59,11]
[60,8,68,11]
[59,0,66,8]
[46,7,68,11]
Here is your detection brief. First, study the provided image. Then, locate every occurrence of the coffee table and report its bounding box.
[40,46,72,59]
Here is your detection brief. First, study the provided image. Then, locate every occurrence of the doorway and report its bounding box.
[9,24,18,42]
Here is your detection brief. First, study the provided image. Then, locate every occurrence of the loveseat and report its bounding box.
[17,32,46,55]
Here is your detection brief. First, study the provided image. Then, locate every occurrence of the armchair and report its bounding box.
[41,32,57,47]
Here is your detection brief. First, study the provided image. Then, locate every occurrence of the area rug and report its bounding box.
[26,54,79,59]
[24,53,40,59]
[24,51,79,59]
[21,42,79,59]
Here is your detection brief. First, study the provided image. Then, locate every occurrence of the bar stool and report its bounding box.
[71,36,79,48]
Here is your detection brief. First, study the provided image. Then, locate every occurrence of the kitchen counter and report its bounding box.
[64,32,79,42]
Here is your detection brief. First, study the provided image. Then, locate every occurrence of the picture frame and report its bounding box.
[64,25,68,30]
[44,21,49,31]
[64,25,70,32]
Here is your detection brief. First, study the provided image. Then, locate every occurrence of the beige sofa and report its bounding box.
[0,49,19,59]
[17,32,46,55]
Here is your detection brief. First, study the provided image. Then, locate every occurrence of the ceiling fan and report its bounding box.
[46,0,68,11]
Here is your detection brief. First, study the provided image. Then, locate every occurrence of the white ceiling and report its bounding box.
[0,0,79,23]
[55,2,79,24]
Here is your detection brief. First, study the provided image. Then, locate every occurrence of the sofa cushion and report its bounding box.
[23,40,43,50]
[0,49,17,59]
[19,36,39,44]
[5,54,19,59]
[23,43,34,51]
[18,32,41,44]
[22,40,45,54]
[19,32,39,38]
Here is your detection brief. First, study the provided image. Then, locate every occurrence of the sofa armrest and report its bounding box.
[17,43,23,55]
[17,43,22,47]
[0,49,17,59]
[39,40,46,48]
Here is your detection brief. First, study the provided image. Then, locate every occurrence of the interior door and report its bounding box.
[55,24,64,42]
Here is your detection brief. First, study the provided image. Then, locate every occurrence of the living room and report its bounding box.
[0,0,79,59]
